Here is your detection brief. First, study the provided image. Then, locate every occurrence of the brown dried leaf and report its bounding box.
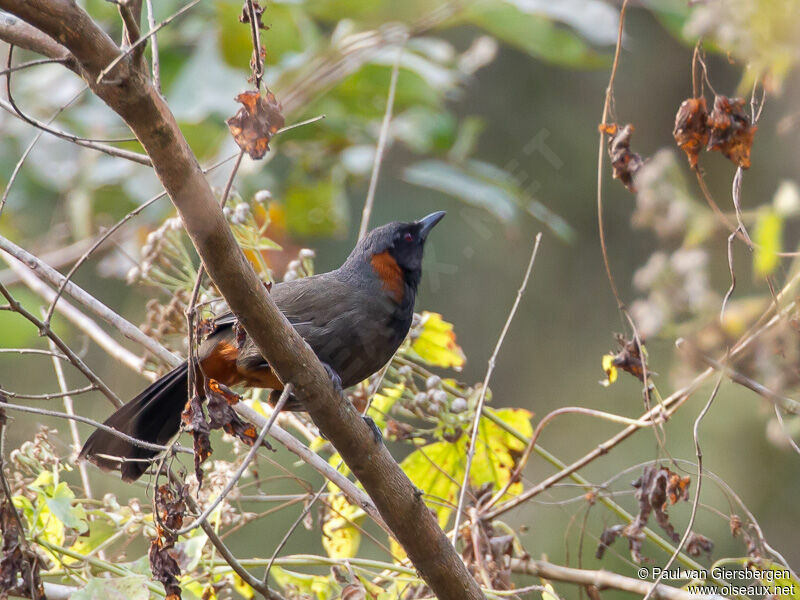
[595,525,624,559]
[685,532,714,558]
[0,499,45,600]
[667,471,691,505]
[730,514,742,537]
[206,382,268,449]
[707,95,756,169]
[226,90,285,160]
[340,583,367,600]
[599,123,644,192]
[599,465,698,564]
[181,394,212,484]
[150,485,187,599]
[609,334,647,382]
[385,418,414,441]
[673,97,709,168]
[239,0,268,30]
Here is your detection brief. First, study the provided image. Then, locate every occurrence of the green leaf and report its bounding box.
[284,174,348,237]
[71,576,150,600]
[45,482,88,534]
[271,566,337,600]
[464,1,608,68]
[753,207,783,278]
[216,1,308,68]
[711,558,800,600]
[69,518,115,560]
[404,158,574,239]
[404,160,516,222]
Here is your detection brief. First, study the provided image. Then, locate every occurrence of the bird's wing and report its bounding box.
[208,273,342,336]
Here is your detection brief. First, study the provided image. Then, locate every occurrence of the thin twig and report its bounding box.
[0,384,95,400]
[263,478,327,586]
[0,56,67,76]
[34,149,243,330]
[773,404,800,456]
[0,95,150,165]
[358,40,404,240]
[0,400,190,454]
[96,0,202,84]
[596,0,629,308]
[172,385,292,536]
[451,232,542,545]
[1,252,147,375]
[245,0,264,89]
[0,86,87,216]
[0,234,181,368]
[232,402,389,534]
[720,229,738,324]
[641,373,722,600]
[185,149,245,400]
[0,280,122,406]
[48,337,93,499]
[483,406,667,513]
[679,339,800,414]
[144,0,160,91]
[118,0,142,48]
[164,467,286,600]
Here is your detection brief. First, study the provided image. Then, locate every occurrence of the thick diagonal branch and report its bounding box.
[0,1,484,597]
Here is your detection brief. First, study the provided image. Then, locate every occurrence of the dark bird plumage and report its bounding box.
[80,212,445,481]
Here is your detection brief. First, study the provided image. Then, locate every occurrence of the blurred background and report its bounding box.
[1,0,799,596]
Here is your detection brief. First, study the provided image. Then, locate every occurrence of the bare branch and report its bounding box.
[0,1,485,594]
[233,402,389,535]
[0,234,181,368]
[0,280,122,407]
[1,252,148,374]
[95,0,201,85]
[0,11,76,71]
[171,384,293,537]
[49,337,94,499]
[0,399,192,454]
[144,0,159,91]
[511,558,714,600]
[452,233,542,544]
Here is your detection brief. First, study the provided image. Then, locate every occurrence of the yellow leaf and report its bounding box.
[231,574,255,600]
[542,582,559,600]
[367,383,405,431]
[600,354,617,387]
[393,408,533,557]
[322,512,361,559]
[411,312,466,369]
[270,567,336,600]
[753,207,783,278]
[322,454,363,559]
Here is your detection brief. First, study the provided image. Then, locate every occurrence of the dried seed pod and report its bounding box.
[706,95,756,169]
[673,97,709,168]
[600,123,644,192]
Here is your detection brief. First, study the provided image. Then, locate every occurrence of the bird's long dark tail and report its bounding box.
[79,362,188,482]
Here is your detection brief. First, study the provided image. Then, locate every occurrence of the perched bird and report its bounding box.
[80,211,446,481]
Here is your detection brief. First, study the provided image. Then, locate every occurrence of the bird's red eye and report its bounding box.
[403,232,414,242]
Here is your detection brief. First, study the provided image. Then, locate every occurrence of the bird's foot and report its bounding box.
[321,362,343,392]
[362,415,383,445]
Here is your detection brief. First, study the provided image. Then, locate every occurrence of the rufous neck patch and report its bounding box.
[370,251,404,302]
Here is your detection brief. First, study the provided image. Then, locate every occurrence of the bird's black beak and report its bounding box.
[417,211,446,241]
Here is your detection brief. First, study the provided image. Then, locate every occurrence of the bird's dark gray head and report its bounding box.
[344,211,446,298]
